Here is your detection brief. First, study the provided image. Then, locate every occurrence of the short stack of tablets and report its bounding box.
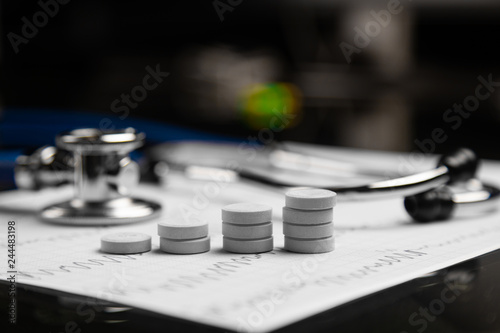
[101,232,152,254]
[283,188,336,253]
[158,221,210,254]
[222,203,273,253]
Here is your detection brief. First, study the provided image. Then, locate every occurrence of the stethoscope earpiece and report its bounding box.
[438,147,479,183]
[405,148,500,223]
[404,187,454,223]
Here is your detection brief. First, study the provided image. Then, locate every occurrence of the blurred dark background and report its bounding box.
[3,0,500,158]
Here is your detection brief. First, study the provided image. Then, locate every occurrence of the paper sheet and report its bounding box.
[1,150,500,332]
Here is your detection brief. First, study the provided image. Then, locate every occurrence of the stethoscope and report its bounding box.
[9,127,500,225]
[237,147,500,222]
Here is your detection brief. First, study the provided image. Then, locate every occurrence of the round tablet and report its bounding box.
[101,232,151,254]
[282,206,333,225]
[284,236,334,254]
[158,222,208,240]
[223,236,273,254]
[222,203,272,224]
[159,236,210,254]
[222,222,273,239]
[283,222,333,239]
[285,189,337,210]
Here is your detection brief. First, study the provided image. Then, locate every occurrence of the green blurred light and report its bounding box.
[239,82,302,130]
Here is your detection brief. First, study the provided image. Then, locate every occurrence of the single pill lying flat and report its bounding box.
[222,203,273,224]
[160,236,210,254]
[283,222,334,239]
[101,232,151,254]
[222,222,273,239]
[282,206,333,225]
[285,189,337,210]
[158,221,208,240]
[284,236,334,253]
[223,236,273,254]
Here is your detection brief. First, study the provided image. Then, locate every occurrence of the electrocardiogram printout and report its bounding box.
[1,149,500,332]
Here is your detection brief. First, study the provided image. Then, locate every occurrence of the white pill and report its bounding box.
[282,206,333,225]
[222,203,272,224]
[223,236,273,253]
[101,232,151,254]
[160,236,211,254]
[222,222,273,239]
[285,189,336,210]
[158,222,208,240]
[283,222,333,239]
[284,236,334,254]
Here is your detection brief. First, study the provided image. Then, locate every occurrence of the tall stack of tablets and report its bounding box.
[283,188,336,253]
[158,222,210,254]
[222,203,274,253]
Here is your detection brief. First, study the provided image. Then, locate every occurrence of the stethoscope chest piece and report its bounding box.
[39,128,161,225]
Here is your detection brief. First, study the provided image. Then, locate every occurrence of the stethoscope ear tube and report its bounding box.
[402,147,477,222]
[404,148,499,222]
[241,146,499,222]
[240,148,480,201]
[405,182,500,223]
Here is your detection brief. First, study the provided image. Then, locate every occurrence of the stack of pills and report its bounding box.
[158,221,210,254]
[283,188,336,253]
[222,203,273,253]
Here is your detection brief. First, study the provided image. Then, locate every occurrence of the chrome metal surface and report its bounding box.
[40,197,161,225]
[40,128,160,225]
[14,146,72,190]
[57,128,144,154]
[452,183,500,217]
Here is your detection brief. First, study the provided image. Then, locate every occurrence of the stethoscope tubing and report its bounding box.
[239,165,450,201]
